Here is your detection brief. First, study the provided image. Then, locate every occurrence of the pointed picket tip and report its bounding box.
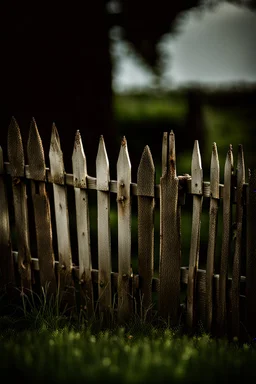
[50,123,62,153]
[72,130,86,162]
[210,142,220,199]
[162,132,168,177]
[191,140,203,195]
[117,136,131,171]
[96,135,110,191]
[168,130,177,178]
[224,144,234,180]
[237,144,245,184]
[27,118,46,181]
[72,130,87,188]
[7,117,25,177]
[49,123,65,184]
[72,130,84,154]
[137,145,155,197]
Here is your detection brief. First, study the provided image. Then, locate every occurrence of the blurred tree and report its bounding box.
[0,0,253,173]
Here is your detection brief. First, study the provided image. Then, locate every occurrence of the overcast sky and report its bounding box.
[111,2,256,92]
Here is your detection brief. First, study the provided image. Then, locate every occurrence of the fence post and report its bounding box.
[246,168,256,338]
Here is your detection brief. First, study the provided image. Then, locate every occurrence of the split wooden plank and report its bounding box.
[205,142,220,332]
[137,145,155,321]
[49,123,74,307]
[246,168,256,337]
[0,145,14,292]
[187,140,203,329]
[231,144,245,338]
[7,117,31,291]
[27,118,56,295]
[217,145,233,336]
[96,136,112,325]
[117,137,132,323]
[160,132,168,266]
[159,131,181,325]
[72,130,94,318]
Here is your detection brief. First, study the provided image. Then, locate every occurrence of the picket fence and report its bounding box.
[0,117,256,339]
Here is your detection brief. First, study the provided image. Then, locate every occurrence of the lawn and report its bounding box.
[0,287,256,384]
[1,318,256,384]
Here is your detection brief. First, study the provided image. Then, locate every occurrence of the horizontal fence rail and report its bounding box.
[0,117,255,340]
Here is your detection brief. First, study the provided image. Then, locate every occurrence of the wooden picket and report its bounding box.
[246,168,256,336]
[96,136,112,324]
[1,120,256,339]
[7,117,31,291]
[0,146,14,291]
[27,119,57,295]
[137,145,155,320]
[49,124,74,306]
[117,137,132,323]
[187,140,203,328]
[217,145,233,335]
[231,144,245,338]
[159,131,181,325]
[72,131,94,317]
[205,143,220,331]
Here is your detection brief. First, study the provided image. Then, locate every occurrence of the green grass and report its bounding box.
[0,322,256,383]
[0,287,256,384]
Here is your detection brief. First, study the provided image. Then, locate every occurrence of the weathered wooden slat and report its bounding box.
[187,140,203,329]
[117,137,132,323]
[7,117,31,291]
[159,131,181,325]
[0,146,14,292]
[137,145,155,321]
[205,143,220,332]
[27,119,56,295]
[96,136,112,324]
[49,123,74,306]
[231,144,245,338]
[217,145,233,335]
[162,132,168,177]
[72,131,94,317]
[246,168,256,336]
[160,133,168,268]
